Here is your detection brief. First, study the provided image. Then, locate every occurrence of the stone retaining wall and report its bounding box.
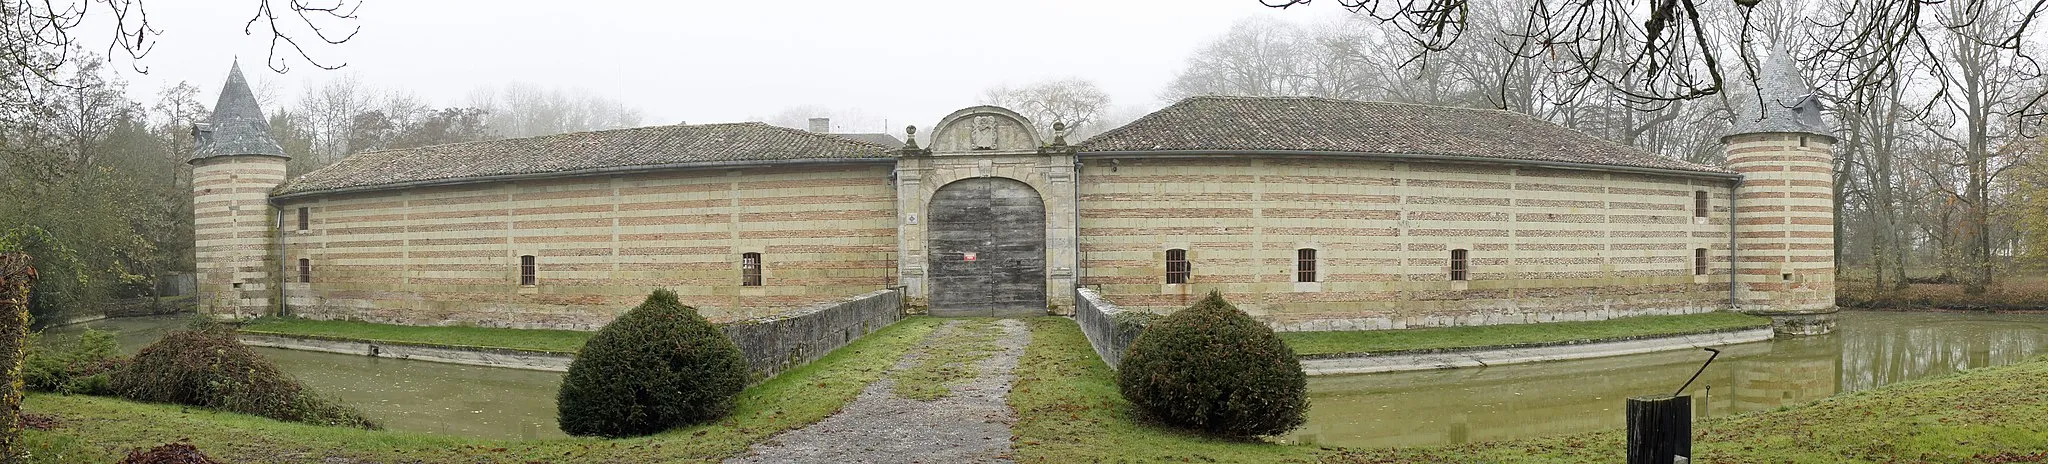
[1300,327,1773,375]
[238,333,574,371]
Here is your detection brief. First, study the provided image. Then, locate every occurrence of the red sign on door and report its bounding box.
[963,252,977,261]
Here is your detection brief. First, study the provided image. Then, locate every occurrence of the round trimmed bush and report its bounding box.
[1116,291,1308,437]
[557,289,748,437]
[109,326,376,429]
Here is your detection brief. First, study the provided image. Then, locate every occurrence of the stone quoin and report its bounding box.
[189,55,1837,335]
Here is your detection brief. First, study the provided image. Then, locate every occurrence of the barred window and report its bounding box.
[1450,249,1469,281]
[1296,248,1317,283]
[519,255,537,286]
[297,207,310,230]
[297,258,310,283]
[1694,191,1709,218]
[1165,249,1189,284]
[742,252,763,286]
[1695,248,1709,275]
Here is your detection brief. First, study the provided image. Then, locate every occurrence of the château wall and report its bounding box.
[277,162,898,329]
[1075,156,1738,331]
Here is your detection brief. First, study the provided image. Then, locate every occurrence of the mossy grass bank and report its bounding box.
[890,319,1003,401]
[239,317,594,354]
[1009,317,1326,463]
[22,317,941,463]
[1839,274,2048,311]
[1280,311,1771,357]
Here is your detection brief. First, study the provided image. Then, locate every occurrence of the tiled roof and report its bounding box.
[1079,96,1728,174]
[830,133,904,149]
[191,62,287,162]
[274,122,894,196]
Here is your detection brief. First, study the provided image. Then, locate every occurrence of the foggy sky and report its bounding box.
[116,1,1349,134]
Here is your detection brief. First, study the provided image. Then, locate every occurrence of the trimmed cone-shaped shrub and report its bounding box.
[1117,291,1307,437]
[109,326,377,429]
[557,289,748,437]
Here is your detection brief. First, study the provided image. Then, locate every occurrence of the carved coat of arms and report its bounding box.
[969,115,999,150]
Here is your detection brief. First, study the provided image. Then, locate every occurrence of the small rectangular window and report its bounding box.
[1296,248,1317,283]
[519,255,536,286]
[1694,191,1709,218]
[1165,249,1190,284]
[297,207,309,231]
[297,258,311,283]
[1695,248,1709,275]
[1450,249,1469,281]
[741,252,763,286]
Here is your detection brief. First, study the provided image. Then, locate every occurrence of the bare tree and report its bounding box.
[1262,0,2048,123]
[980,78,1113,141]
[472,83,644,139]
[0,0,361,96]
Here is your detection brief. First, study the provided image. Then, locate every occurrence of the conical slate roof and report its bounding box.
[190,61,287,162]
[1729,47,1830,138]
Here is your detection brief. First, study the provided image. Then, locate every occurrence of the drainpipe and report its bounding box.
[270,197,289,318]
[1727,176,1742,311]
[1072,155,1083,304]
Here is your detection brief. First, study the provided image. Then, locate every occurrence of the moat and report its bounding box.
[45,310,2048,445]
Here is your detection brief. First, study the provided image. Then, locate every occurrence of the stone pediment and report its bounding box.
[929,106,1041,154]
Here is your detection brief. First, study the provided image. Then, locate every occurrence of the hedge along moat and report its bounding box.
[43,310,2048,444]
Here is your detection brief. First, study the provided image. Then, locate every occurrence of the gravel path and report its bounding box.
[725,319,1031,464]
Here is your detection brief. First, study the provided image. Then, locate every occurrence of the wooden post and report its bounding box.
[1627,394,1691,464]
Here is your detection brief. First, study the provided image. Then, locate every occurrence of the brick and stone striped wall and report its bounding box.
[192,155,288,318]
[278,163,898,329]
[1075,157,1737,331]
[1728,134,1836,313]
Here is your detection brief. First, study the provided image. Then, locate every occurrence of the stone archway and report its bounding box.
[926,177,1047,317]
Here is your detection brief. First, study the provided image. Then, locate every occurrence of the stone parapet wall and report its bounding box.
[192,155,288,319]
[278,163,898,329]
[1076,156,1736,330]
[1728,133,1836,313]
[721,288,903,382]
[1074,287,1142,369]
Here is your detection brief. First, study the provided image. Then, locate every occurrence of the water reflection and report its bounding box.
[1294,311,2048,448]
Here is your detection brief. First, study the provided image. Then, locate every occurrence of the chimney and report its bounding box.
[808,117,830,133]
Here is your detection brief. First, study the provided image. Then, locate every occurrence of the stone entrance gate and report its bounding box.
[926,177,1047,317]
[893,105,1079,316]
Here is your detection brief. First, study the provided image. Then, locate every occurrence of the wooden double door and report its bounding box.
[926,177,1047,317]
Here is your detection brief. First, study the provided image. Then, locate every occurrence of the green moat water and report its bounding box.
[42,311,2048,445]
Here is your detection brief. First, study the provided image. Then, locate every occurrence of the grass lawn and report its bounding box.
[239,317,596,353]
[1280,311,1772,357]
[22,317,943,463]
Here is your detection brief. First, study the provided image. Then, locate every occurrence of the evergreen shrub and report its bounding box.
[1116,291,1308,437]
[557,289,748,437]
[109,326,376,429]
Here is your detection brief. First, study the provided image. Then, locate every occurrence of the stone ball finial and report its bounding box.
[1052,121,1067,132]
[905,125,917,136]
